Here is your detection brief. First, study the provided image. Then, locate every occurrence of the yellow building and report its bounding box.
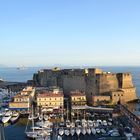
[92,95,111,106]
[70,90,87,106]
[37,91,64,109]
[9,86,35,110]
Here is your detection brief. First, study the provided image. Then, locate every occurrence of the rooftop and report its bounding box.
[37,91,63,97]
[71,90,86,96]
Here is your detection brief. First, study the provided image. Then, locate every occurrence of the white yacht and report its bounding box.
[86,128,91,135]
[39,114,43,121]
[70,128,75,136]
[96,128,101,134]
[2,110,12,124]
[66,120,71,128]
[58,128,64,136]
[82,127,86,135]
[64,129,70,136]
[76,127,81,136]
[10,111,20,123]
[91,128,96,135]
[43,114,49,121]
[57,135,62,140]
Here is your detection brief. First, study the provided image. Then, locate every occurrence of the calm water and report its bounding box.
[1,66,140,140]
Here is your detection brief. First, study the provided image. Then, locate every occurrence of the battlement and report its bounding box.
[33,68,137,105]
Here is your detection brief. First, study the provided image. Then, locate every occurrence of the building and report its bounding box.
[33,68,137,105]
[36,89,64,109]
[9,86,35,110]
[70,90,87,106]
[92,95,111,106]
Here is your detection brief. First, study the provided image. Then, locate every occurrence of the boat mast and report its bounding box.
[66,101,69,120]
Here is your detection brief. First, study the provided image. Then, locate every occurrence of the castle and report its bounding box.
[33,68,137,105]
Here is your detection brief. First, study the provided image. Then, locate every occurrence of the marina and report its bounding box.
[0,67,140,140]
[0,104,139,140]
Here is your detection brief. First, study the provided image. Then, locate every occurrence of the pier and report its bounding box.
[0,123,5,140]
[119,104,140,135]
[72,105,113,113]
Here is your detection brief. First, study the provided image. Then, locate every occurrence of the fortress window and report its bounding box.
[50,98,51,100]
[95,80,98,84]
[114,94,116,96]
[55,98,56,100]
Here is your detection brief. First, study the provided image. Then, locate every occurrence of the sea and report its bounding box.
[0,66,140,140]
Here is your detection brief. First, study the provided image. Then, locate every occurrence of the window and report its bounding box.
[114,94,116,96]
[50,98,51,100]
[55,98,56,100]
[95,80,98,84]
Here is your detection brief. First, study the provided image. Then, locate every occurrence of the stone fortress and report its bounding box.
[33,68,137,105]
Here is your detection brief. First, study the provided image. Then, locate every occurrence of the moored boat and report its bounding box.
[70,128,75,136]
[86,127,91,135]
[91,128,96,135]
[76,127,81,136]
[82,127,86,135]
[2,110,12,124]
[10,111,20,123]
[58,128,64,136]
[64,129,70,136]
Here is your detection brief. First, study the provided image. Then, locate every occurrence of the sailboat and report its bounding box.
[81,110,87,135]
[58,128,64,136]
[57,135,62,140]
[58,106,64,136]
[76,127,81,136]
[25,105,41,139]
[70,128,75,136]
[2,110,12,124]
[66,101,71,128]
[39,114,43,121]
[64,129,70,136]
[86,127,91,135]
[10,111,20,123]
[82,127,86,135]
[91,128,96,135]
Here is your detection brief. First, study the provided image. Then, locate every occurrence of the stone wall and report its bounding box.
[96,73,119,94]
[32,68,137,105]
[92,95,111,106]
[62,75,86,96]
[117,73,133,88]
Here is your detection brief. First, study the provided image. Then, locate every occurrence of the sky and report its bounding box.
[0,0,140,67]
